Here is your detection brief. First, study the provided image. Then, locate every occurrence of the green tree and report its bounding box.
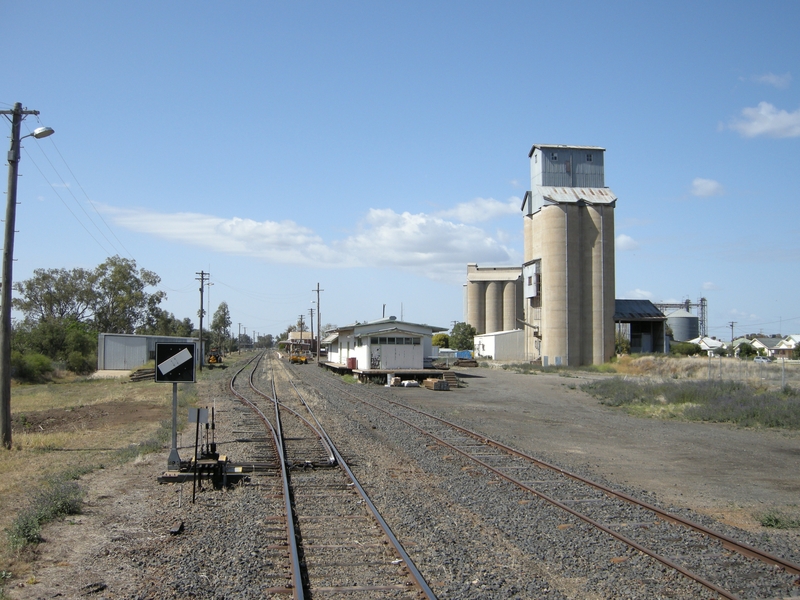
[432,333,450,348]
[12,257,171,375]
[211,302,232,350]
[737,342,757,358]
[450,322,477,351]
[137,308,193,337]
[13,267,94,322]
[90,256,165,334]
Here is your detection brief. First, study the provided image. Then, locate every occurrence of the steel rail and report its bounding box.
[248,355,336,466]
[271,353,437,599]
[329,385,775,600]
[230,354,304,600]
[376,393,800,577]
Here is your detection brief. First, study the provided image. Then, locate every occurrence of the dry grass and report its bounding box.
[610,355,800,388]
[0,374,181,579]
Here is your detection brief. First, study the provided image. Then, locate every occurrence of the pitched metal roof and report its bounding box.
[528,144,605,157]
[614,299,666,321]
[533,186,617,206]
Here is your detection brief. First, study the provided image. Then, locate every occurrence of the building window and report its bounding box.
[371,337,378,344]
[551,152,558,161]
[586,153,593,162]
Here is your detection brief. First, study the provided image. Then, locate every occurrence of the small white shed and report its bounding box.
[473,329,524,361]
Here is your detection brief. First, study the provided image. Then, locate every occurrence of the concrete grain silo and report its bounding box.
[521,145,617,366]
[464,265,522,335]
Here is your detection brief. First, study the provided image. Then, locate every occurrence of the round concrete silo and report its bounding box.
[485,281,503,334]
[502,280,518,331]
[540,204,568,363]
[666,309,698,342]
[467,280,485,334]
[587,204,615,364]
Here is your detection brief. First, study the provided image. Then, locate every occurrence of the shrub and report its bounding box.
[6,477,84,549]
[582,378,800,429]
[615,332,630,355]
[66,350,96,375]
[10,351,54,383]
[670,342,702,356]
[757,509,800,529]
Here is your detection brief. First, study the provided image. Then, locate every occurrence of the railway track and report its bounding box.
[294,362,800,600]
[229,351,435,598]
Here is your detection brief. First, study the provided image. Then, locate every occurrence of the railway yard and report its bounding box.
[6,352,800,599]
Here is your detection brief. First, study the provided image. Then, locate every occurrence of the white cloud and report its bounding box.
[436,197,520,223]
[691,178,724,197]
[101,205,515,284]
[616,234,639,251]
[729,102,800,138]
[626,288,653,300]
[337,208,513,280]
[702,282,719,291]
[753,72,792,89]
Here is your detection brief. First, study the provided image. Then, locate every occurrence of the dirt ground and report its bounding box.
[11,400,165,435]
[393,366,800,532]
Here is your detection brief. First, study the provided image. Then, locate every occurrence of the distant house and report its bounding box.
[773,334,800,360]
[324,317,447,370]
[283,331,316,354]
[687,336,726,355]
[749,336,781,358]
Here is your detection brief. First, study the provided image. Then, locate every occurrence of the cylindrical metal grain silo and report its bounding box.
[667,309,699,342]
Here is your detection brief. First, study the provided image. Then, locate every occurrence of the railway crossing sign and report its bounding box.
[155,343,197,383]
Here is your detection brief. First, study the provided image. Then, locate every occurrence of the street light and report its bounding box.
[0,103,54,449]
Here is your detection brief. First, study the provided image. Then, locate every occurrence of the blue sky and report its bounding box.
[3,1,799,341]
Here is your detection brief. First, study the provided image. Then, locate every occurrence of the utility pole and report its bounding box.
[1,104,54,449]
[206,280,213,347]
[309,308,315,357]
[313,283,323,365]
[238,323,241,355]
[729,321,736,345]
[196,271,209,370]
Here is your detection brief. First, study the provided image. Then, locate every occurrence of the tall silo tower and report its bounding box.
[521,145,617,366]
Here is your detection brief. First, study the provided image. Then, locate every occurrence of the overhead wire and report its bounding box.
[19,147,114,256]
[44,135,135,260]
[21,120,133,260]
